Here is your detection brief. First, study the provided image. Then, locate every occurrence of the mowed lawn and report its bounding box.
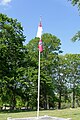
[0,108,80,120]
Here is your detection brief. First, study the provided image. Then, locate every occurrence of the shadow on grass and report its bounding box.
[0,109,36,113]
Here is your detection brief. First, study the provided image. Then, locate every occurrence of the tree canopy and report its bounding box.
[68,0,80,42]
[71,31,80,42]
[68,0,80,10]
[0,13,80,110]
[0,13,27,109]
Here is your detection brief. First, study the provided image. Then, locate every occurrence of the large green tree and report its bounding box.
[65,54,80,108]
[53,55,70,109]
[0,13,26,109]
[26,33,62,109]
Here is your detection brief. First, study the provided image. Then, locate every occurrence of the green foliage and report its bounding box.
[71,31,80,42]
[0,13,80,110]
[65,54,80,108]
[68,0,80,41]
[26,33,62,109]
[68,0,80,10]
[0,13,26,109]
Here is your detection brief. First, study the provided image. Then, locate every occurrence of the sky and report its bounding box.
[0,0,80,54]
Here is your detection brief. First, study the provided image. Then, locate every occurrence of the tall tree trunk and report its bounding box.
[12,94,16,110]
[58,89,61,109]
[43,81,47,110]
[72,85,75,108]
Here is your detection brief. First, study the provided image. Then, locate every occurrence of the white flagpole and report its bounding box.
[37,17,42,117]
[37,50,40,117]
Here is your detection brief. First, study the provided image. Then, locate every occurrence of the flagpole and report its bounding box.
[36,17,43,117]
[37,50,40,117]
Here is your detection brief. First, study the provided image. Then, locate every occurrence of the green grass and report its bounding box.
[0,108,80,120]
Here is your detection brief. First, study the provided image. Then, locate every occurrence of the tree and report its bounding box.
[26,33,62,109]
[68,0,80,42]
[53,55,69,109]
[71,31,80,42]
[68,0,80,10]
[65,54,80,108]
[0,13,26,109]
[52,54,80,109]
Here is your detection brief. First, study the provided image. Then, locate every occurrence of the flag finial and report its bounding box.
[40,16,42,22]
[39,16,42,27]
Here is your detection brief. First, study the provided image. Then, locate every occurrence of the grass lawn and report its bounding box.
[0,107,80,120]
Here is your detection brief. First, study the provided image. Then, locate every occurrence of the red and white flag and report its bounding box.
[37,20,43,52]
[38,39,43,52]
[36,21,43,39]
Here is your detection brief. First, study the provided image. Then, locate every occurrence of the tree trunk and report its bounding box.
[58,90,61,109]
[43,81,47,110]
[72,86,75,108]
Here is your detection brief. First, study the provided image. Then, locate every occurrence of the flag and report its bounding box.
[36,19,43,52]
[36,21,43,39]
[38,39,43,52]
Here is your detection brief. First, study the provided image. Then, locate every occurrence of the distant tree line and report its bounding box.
[0,14,80,110]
